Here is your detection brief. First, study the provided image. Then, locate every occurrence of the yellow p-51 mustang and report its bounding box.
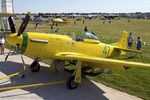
[5,12,150,89]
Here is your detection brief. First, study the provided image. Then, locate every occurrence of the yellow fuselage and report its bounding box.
[6,32,118,60]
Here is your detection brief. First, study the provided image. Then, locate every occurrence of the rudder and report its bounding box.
[112,31,129,55]
[112,31,129,48]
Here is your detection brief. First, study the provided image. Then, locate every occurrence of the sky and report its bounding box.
[1,0,150,13]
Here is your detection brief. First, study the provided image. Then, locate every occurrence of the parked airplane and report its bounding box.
[33,17,50,23]
[51,18,70,25]
[4,12,150,89]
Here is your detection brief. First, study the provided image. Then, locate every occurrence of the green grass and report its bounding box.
[8,18,150,100]
[87,67,150,100]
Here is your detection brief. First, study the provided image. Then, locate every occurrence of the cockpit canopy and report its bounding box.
[76,32,98,41]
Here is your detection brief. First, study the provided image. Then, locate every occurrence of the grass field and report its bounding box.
[11,18,150,100]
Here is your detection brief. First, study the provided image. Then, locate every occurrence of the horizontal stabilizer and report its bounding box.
[114,47,142,53]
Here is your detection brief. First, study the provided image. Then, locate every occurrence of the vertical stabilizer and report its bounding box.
[112,31,129,55]
[112,31,129,48]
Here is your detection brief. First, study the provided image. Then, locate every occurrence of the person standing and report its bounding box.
[128,32,134,49]
[55,28,59,33]
[84,26,88,32]
[136,36,143,57]
[109,20,111,24]
[50,24,54,32]
[0,36,5,54]
[74,20,76,25]
[103,20,105,24]
[136,37,142,50]
[35,22,39,29]
[82,19,85,24]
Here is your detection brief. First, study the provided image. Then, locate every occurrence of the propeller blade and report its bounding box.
[8,16,16,33]
[5,52,10,61]
[17,12,31,36]
[5,46,13,61]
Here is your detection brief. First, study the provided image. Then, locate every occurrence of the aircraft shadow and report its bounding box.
[0,61,108,100]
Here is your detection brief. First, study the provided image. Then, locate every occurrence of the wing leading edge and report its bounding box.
[55,52,150,69]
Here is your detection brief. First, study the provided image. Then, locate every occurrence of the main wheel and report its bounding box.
[30,60,40,72]
[66,76,78,89]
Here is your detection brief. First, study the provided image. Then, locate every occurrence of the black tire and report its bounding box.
[30,60,40,72]
[66,76,78,89]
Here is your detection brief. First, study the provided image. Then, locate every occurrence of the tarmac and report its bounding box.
[0,49,142,100]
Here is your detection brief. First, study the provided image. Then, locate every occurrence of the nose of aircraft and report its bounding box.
[6,12,31,48]
[6,33,23,47]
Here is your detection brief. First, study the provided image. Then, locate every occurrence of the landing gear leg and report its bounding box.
[66,61,82,89]
[20,53,26,78]
[30,58,40,72]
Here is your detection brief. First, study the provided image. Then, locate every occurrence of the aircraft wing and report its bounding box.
[114,47,142,53]
[55,52,150,69]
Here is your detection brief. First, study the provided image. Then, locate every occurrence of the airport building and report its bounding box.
[1,0,14,31]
